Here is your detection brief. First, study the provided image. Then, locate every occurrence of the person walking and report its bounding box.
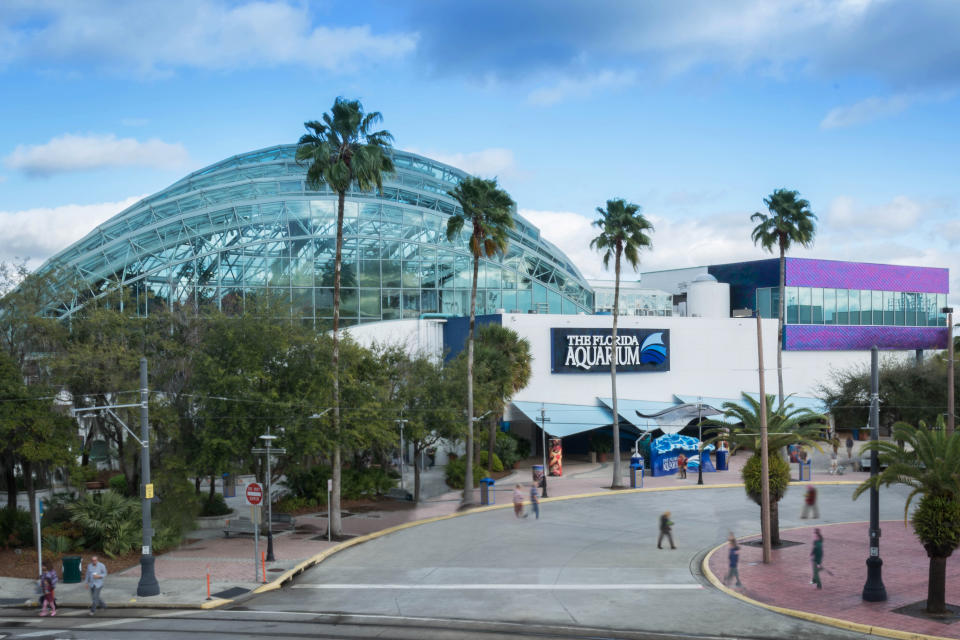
[845,434,854,459]
[38,562,57,617]
[527,483,540,519]
[810,528,824,589]
[85,555,107,615]
[677,453,687,479]
[801,485,819,519]
[657,511,676,549]
[512,484,524,518]
[724,536,742,588]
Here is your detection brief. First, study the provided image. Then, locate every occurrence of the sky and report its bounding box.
[1,0,959,303]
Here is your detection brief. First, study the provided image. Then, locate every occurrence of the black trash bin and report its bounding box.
[62,556,82,583]
[480,477,495,505]
[715,449,728,471]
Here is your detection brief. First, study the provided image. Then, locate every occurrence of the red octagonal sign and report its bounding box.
[245,482,263,506]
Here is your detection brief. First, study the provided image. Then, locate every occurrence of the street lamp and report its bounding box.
[696,397,704,486]
[395,418,408,491]
[943,307,954,436]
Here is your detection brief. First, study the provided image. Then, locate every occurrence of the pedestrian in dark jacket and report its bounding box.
[811,528,824,589]
[657,511,676,549]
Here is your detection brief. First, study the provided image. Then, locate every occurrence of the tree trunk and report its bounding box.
[462,253,479,506]
[610,246,623,488]
[777,244,785,409]
[770,499,781,546]
[926,554,948,614]
[330,189,346,536]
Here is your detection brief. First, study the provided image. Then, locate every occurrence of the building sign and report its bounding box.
[550,328,670,373]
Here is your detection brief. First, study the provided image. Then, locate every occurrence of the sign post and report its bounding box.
[245,482,263,582]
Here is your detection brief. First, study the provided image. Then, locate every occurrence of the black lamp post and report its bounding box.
[862,345,887,602]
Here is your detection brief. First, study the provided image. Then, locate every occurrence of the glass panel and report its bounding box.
[872,290,883,325]
[786,287,799,324]
[756,288,772,319]
[823,288,835,325]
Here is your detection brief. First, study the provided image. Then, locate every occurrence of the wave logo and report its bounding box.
[640,332,667,365]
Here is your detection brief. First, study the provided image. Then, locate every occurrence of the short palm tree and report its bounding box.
[446,177,515,505]
[296,97,394,536]
[750,189,817,408]
[704,393,826,545]
[854,423,960,614]
[590,199,653,488]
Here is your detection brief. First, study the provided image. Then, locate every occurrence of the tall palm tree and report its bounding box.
[590,199,653,488]
[446,177,515,506]
[704,393,826,545]
[750,189,817,408]
[854,423,960,614]
[296,98,394,536]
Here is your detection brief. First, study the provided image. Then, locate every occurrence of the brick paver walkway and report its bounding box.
[707,520,960,639]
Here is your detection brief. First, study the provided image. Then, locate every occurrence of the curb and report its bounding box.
[700,527,955,640]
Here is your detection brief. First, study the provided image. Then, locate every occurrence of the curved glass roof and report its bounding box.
[37,145,594,322]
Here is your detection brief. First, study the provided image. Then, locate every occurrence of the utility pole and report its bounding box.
[945,308,955,436]
[862,346,888,601]
[252,427,285,563]
[538,404,550,498]
[756,314,772,564]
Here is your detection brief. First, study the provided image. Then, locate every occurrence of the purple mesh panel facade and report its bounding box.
[784,258,949,292]
[784,325,948,351]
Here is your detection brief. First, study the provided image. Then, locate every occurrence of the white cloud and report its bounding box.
[0,195,145,268]
[406,147,516,179]
[5,133,189,176]
[826,195,925,232]
[1,1,417,75]
[820,94,914,129]
[527,69,637,106]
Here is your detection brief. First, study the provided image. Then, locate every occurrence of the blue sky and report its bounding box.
[1,0,959,302]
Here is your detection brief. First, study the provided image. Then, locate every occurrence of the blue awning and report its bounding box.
[511,401,613,438]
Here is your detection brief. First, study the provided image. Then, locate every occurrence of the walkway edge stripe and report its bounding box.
[701,539,955,640]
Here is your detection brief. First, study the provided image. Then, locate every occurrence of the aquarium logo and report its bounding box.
[640,332,667,364]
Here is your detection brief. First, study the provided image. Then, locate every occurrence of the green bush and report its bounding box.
[742,453,791,504]
[479,451,504,472]
[444,458,487,490]
[495,432,520,468]
[108,474,129,496]
[0,506,34,548]
[67,490,141,558]
[200,493,232,517]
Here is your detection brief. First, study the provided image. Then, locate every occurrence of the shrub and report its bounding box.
[742,453,791,504]
[108,474,129,496]
[495,432,520,468]
[0,506,34,549]
[200,493,232,517]
[67,490,141,558]
[479,451,504,472]
[444,458,487,490]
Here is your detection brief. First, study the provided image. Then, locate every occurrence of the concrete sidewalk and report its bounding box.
[705,521,960,639]
[0,453,866,610]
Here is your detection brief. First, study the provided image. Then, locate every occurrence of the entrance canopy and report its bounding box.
[511,401,613,438]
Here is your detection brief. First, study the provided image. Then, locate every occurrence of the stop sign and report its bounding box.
[245,482,263,506]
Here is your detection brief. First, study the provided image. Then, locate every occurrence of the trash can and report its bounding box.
[62,556,82,583]
[715,449,728,471]
[629,461,644,488]
[480,477,495,505]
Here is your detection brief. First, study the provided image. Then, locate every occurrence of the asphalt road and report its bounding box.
[0,483,913,639]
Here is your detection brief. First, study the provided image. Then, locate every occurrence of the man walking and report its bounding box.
[657,511,676,549]
[85,555,107,615]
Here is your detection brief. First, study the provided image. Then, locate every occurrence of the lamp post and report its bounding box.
[944,307,954,436]
[862,345,887,601]
[395,418,408,491]
[696,397,704,486]
[252,427,285,563]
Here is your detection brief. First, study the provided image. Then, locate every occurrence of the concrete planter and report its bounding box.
[195,510,235,530]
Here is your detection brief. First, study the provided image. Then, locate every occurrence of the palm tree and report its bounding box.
[446,177,515,505]
[854,423,960,614]
[704,393,826,545]
[590,199,653,488]
[750,189,817,408]
[296,98,394,536]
